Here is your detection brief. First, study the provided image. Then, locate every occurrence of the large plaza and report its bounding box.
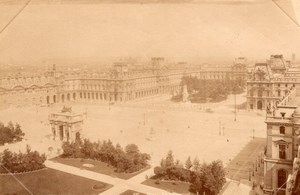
[0,93,266,168]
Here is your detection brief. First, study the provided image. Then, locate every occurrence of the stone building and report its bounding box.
[264,97,300,194]
[247,55,298,110]
[199,57,248,81]
[0,58,248,107]
[48,106,83,142]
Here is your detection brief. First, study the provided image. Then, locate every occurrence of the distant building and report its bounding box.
[0,58,248,107]
[199,57,248,81]
[246,55,298,110]
[48,106,83,142]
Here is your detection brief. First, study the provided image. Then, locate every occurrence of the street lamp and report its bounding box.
[219,121,221,136]
[249,168,251,181]
[252,162,255,176]
[234,90,237,121]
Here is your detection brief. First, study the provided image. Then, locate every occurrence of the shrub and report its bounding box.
[0,147,46,173]
[0,122,25,145]
[93,183,105,190]
[61,138,150,174]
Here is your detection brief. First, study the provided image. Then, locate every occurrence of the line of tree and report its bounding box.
[61,138,150,173]
[173,76,245,103]
[0,122,25,145]
[0,145,46,173]
[153,151,226,195]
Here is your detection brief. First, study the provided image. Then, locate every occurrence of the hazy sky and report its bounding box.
[0,0,299,66]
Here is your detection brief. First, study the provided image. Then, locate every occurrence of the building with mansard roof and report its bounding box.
[246,55,300,110]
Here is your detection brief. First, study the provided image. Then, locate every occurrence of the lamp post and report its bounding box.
[234,90,237,121]
[249,168,251,181]
[219,121,221,136]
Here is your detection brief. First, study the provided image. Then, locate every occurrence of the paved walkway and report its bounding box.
[45,160,180,195]
[222,179,252,195]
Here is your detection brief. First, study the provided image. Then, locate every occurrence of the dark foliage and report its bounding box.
[153,151,226,195]
[0,122,25,145]
[176,76,245,103]
[0,146,46,173]
[61,139,150,173]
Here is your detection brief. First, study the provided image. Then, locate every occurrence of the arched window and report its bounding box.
[277,169,287,189]
[280,126,285,134]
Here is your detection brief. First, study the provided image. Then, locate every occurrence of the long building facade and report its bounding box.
[0,58,248,108]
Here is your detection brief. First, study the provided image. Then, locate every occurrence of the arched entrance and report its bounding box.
[257,101,263,110]
[278,169,287,189]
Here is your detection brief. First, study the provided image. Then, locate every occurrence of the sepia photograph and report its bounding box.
[0,0,300,195]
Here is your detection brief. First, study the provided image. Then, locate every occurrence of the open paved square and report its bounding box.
[0,93,267,169]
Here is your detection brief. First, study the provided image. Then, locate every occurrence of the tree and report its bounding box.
[0,122,25,145]
[0,148,46,173]
[154,166,165,177]
[165,150,174,168]
[81,139,95,158]
[193,157,201,172]
[125,144,140,155]
[201,160,226,195]
[189,172,203,194]
[185,156,193,170]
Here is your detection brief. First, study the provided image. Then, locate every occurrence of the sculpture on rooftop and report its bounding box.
[61,106,72,113]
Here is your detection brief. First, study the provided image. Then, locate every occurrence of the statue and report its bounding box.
[182,85,188,102]
[61,106,72,113]
[254,68,266,81]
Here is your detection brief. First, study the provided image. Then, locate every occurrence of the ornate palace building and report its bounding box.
[246,55,300,110]
[0,57,248,108]
[264,94,300,194]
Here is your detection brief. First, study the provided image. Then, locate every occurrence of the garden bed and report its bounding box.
[142,179,191,194]
[51,157,151,180]
[0,168,112,195]
[120,190,146,195]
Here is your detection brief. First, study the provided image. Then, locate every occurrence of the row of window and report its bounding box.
[249,83,295,87]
